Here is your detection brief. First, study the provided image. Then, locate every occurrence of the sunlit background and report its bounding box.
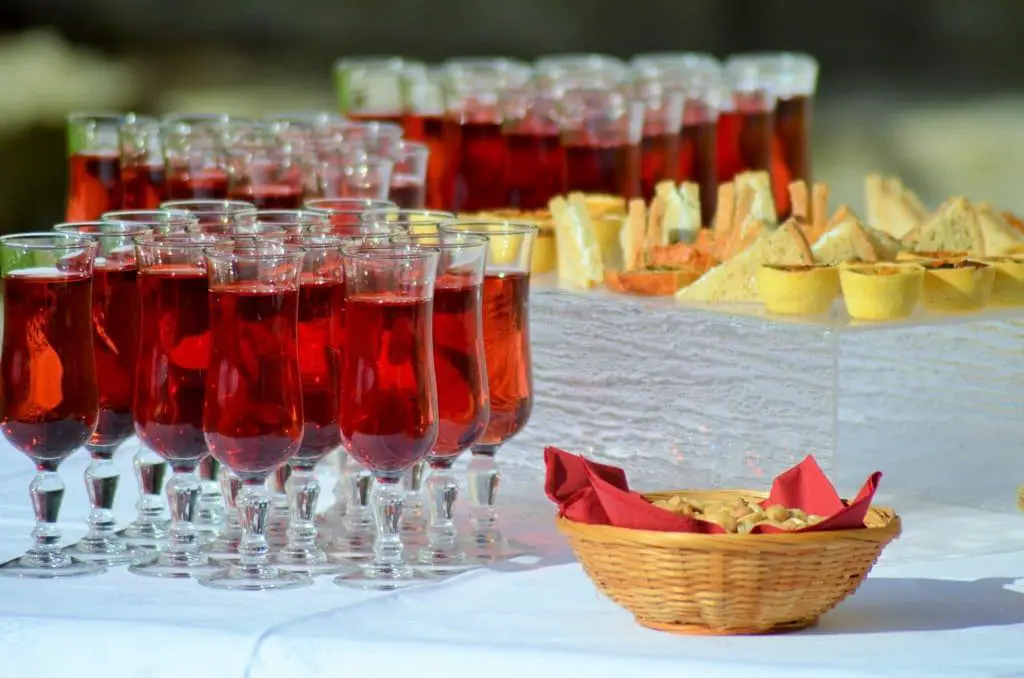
[1,0,1021,231]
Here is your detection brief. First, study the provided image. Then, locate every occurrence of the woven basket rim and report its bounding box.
[555,488,902,550]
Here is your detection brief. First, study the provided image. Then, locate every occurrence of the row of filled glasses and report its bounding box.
[0,199,535,591]
[66,112,429,221]
[335,51,819,222]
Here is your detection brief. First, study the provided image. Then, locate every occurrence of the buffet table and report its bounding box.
[1,441,1024,678]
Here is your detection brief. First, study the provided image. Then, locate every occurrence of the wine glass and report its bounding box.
[199,243,312,591]
[334,243,441,590]
[269,233,355,575]
[128,233,225,579]
[437,220,537,562]
[53,222,151,564]
[391,232,490,572]
[0,233,104,578]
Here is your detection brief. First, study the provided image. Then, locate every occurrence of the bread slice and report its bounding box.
[812,206,877,264]
[904,197,984,255]
[861,224,905,261]
[975,202,1024,255]
[676,219,811,303]
[735,171,777,226]
[550,194,604,288]
[880,178,928,239]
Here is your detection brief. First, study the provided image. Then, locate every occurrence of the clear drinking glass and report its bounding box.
[334,57,410,125]
[437,220,537,562]
[389,140,429,209]
[360,208,457,236]
[401,66,448,209]
[199,243,311,591]
[334,244,440,590]
[336,154,395,201]
[0,233,104,578]
[719,56,776,189]
[160,114,232,200]
[120,114,167,210]
[128,233,225,579]
[66,112,124,221]
[225,122,306,209]
[304,197,397,234]
[53,221,151,564]
[161,199,257,227]
[392,232,490,572]
[558,87,644,198]
[500,84,564,209]
[234,208,329,234]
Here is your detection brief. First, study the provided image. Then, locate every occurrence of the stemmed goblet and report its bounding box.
[0,233,104,578]
[128,233,225,579]
[391,232,491,572]
[334,243,440,590]
[438,220,537,562]
[54,221,151,563]
[199,243,311,591]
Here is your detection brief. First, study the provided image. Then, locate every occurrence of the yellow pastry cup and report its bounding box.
[839,262,925,321]
[757,264,839,315]
[977,257,1024,306]
[919,260,994,312]
[896,250,969,263]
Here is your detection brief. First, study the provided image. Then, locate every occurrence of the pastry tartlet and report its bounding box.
[757,264,839,315]
[978,257,1024,306]
[919,259,994,312]
[839,262,925,321]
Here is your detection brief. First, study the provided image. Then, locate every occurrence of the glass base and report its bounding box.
[128,550,225,580]
[65,540,144,567]
[327,533,376,562]
[333,561,437,591]
[199,563,313,591]
[0,553,105,579]
[461,536,534,565]
[273,550,355,576]
[414,548,481,575]
[202,538,242,562]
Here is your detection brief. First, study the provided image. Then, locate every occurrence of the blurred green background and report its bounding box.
[2,0,1023,230]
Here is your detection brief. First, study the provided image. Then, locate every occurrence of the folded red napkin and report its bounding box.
[544,447,881,534]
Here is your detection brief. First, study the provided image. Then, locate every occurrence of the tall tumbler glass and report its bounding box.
[558,88,644,199]
[199,243,311,592]
[401,66,448,209]
[226,122,306,209]
[128,234,225,579]
[441,58,531,211]
[437,220,536,562]
[719,57,776,190]
[334,56,413,126]
[501,84,564,210]
[334,244,440,590]
[392,233,490,572]
[120,114,167,210]
[66,113,124,221]
[636,88,684,200]
[0,233,104,578]
[53,222,151,563]
[161,114,232,200]
[389,140,429,209]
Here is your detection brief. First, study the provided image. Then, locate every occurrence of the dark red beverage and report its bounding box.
[90,261,140,448]
[443,118,507,212]
[432,280,489,456]
[341,295,438,474]
[166,169,230,200]
[348,112,405,127]
[66,152,122,221]
[405,114,448,210]
[1,271,98,460]
[716,96,773,187]
[229,184,303,209]
[772,94,813,218]
[133,266,210,463]
[563,142,641,198]
[204,283,303,476]
[389,176,426,209]
[295,276,345,462]
[504,131,564,209]
[640,132,679,199]
[477,272,531,445]
[121,164,167,210]
[679,115,718,227]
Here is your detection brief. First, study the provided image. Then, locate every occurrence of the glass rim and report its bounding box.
[206,243,306,260]
[54,221,151,237]
[233,208,328,223]
[160,199,257,214]
[360,208,456,223]
[340,243,442,261]
[341,119,404,135]
[186,224,289,236]
[390,232,489,250]
[134,232,217,249]
[437,220,540,237]
[305,198,398,213]
[285,232,365,248]
[101,209,197,228]
[0,232,100,249]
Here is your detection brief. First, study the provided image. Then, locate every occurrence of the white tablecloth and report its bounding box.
[0,441,1023,678]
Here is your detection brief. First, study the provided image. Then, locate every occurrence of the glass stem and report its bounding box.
[423,460,462,564]
[400,460,427,535]
[80,449,119,549]
[161,465,203,566]
[236,481,273,576]
[371,478,405,570]
[330,450,350,519]
[132,445,168,525]
[467,446,501,539]
[195,456,223,529]
[283,463,320,555]
[218,466,243,540]
[24,462,66,567]
[343,463,375,533]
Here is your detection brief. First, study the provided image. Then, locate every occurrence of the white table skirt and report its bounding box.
[0,439,1023,678]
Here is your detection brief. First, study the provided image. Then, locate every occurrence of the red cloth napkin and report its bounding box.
[544,447,882,534]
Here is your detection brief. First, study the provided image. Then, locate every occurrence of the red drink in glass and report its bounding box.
[120,115,166,210]
[679,108,719,227]
[504,131,564,209]
[771,93,813,217]
[388,176,426,209]
[66,152,122,221]
[229,184,303,209]
[444,118,507,211]
[295,276,346,460]
[133,266,210,462]
[341,295,437,473]
[477,272,532,444]
[559,90,644,199]
[640,132,679,199]
[204,283,303,475]
[716,100,773,185]
[563,142,641,198]
[405,114,447,209]
[121,164,166,210]
[1,271,98,458]
[347,112,405,127]
[166,169,230,200]
[90,261,140,446]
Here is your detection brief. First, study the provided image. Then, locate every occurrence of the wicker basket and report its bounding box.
[556,489,901,635]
